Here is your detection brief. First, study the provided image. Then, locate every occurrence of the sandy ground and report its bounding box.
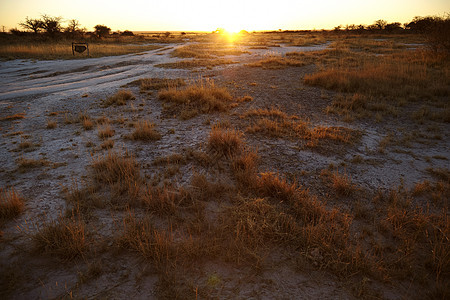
[0,39,448,299]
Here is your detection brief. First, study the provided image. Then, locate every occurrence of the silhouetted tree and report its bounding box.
[164,31,171,38]
[41,15,62,35]
[385,22,402,32]
[10,28,25,36]
[66,19,80,33]
[406,16,436,33]
[121,30,134,36]
[374,19,387,30]
[94,25,111,38]
[19,17,43,34]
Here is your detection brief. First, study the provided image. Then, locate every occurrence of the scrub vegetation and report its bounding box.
[1,13,449,299]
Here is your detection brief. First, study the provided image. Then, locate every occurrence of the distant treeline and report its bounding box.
[2,14,449,51]
[271,15,450,52]
[2,15,135,40]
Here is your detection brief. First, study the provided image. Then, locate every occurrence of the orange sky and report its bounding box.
[0,0,448,32]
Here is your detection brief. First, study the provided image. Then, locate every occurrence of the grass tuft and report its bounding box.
[130,120,162,141]
[104,89,135,106]
[0,188,25,224]
[32,214,87,260]
[158,79,233,118]
[46,119,57,129]
[207,126,243,158]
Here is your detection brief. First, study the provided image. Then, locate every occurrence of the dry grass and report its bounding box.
[91,151,140,186]
[64,184,103,216]
[156,58,236,69]
[130,120,162,141]
[170,44,249,59]
[247,53,306,69]
[90,151,142,206]
[0,188,24,224]
[0,113,25,121]
[46,119,57,129]
[0,42,162,60]
[98,124,115,139]
[158,79,234,119]
[16,157,49,171]
[81,118,94,130]
[17,140,34,150]
[207,126,243,158]
[117,213,176,269]
[130,77,186,93]
[330,170,357,196]
[103,89,135,107]
[231,148,259,188]
[304,50,449,102]
[31,214,87,260]
[243,107,354,148]
[100,139,114,149]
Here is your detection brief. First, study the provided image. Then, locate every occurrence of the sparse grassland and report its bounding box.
[1,30,449,300]
[242,107,356,149]
[155,58,236,69]
[247,53,306,69]
[0,42,162,60]
[171,43,249,58]
[300,46,449,121]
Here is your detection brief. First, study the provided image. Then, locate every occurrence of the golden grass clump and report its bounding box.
[231,148,259,188]
[46,119,57,129]
[158,79,234,119]
[207,126,243,158]
[98,123,115,139]
[130,120,162,141]
[100,139,114,149]
[32,214,87,260]
[118,213,174,268]
[218,197,300,264]
[140,185,178,215]
[256,172,298,202]
[330,170,357,196]
[81,117,94,130]
[0,188,25,223]
[91,151,140,185]
[104,89,135,106]
[16,157,49,171]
